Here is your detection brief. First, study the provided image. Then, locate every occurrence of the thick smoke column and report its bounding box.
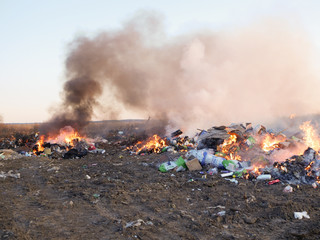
[46,13,320,135]
[47,76,102,132]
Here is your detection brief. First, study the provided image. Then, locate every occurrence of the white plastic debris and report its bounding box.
[221,172,233,178]
[225,178,238,184]
[47,166,60,172]
[89,149,105,154]
[207,205,225,209]
[125,219,153,228]
[186,149,225,168]
[294,211,310,219]
[283,185,293,193]
[217,211,226,216]
[85,175,91,180]
[256,174,272,180]
[0,170,20,179]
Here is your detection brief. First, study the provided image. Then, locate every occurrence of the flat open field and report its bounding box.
[0,121,320,239]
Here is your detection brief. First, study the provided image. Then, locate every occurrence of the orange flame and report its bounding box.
[261,133,286,152]
[218,133,241,160]
[51,126,83,147]
[33,135,45,153]
[34,126,84,153]
[252,166,262,175]
[299,121,320,151]
[305,161,314,176]
[134,135,168,153]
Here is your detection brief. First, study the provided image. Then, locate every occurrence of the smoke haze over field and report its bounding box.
[46,12,320,135]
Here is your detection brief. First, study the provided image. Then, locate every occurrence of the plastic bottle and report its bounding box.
[187,149,225,168]
[256,174,272,180]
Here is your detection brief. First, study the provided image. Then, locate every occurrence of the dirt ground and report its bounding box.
[0,140,320,240]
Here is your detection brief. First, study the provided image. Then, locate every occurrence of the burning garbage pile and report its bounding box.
[129,121,320,186]
[32,126,105,159]
[126,130,195,155]
[271,147,320,185]
[0,126,107,160]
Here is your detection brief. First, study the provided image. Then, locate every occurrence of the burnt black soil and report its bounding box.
[1,143,320,239]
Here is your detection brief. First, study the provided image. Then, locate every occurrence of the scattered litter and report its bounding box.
[294,211,310,219]
[256,174,272,181]
[159,156,187,172]
[125,219,153,228]
[187,149,225,168]
[0,170,20,179]
[283,185,293,193]
[225,178,238,184]
[113,163,123,166]
[207,167,218,175]
[47,166,60,172]
[89,149,106,154]
[207,205,225,209]
[93,193,100,198]
[217,211,226,216]
[85,175,91,180]
[185,158,202,171]
[268,179,280,185]
[221,172,233,178]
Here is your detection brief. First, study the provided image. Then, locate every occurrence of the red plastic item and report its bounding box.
[88,145,96,150]
[268,179,280,185]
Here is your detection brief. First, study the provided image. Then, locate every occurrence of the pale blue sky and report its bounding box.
[1,0,320,123]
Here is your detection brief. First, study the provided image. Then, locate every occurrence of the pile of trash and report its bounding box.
[149,122,320,186]
[2,120,320,185]
[33,139,105,159]
[0,126,107,159]
[271,147,320,185]
[126,129,195,155]
[0,133,37,149]
[31,126,107,159]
